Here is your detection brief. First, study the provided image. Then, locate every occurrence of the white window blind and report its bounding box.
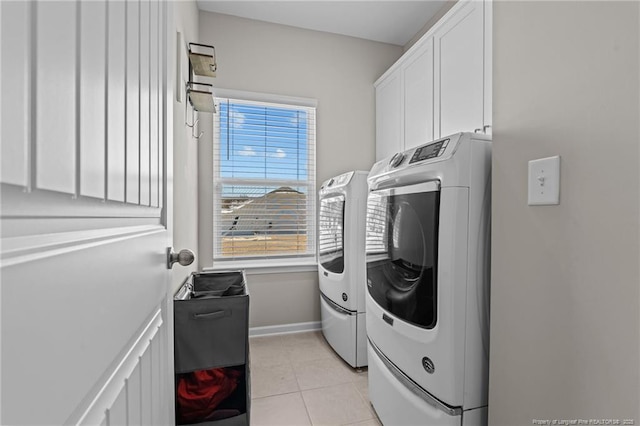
[213,95,316,262]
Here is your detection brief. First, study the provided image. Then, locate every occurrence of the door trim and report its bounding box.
[1,224,165,267]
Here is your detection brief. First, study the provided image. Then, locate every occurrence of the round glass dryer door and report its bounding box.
[318,195,345,273]
[365,181,440,329]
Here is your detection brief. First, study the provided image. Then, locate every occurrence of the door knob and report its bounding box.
[167,247,195,269]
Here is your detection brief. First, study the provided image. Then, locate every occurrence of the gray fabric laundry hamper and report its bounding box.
[174,271,250,426]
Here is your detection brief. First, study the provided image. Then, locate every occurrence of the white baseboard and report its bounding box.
[249,321,322,337]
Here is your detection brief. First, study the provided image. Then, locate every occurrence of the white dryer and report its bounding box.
[365,133,491,425]
[318,170,368,368]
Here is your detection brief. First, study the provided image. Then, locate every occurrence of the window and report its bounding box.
[213,94,316,264]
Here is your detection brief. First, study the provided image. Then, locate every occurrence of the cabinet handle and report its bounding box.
[193,310,230,320]
[474,125,492,134]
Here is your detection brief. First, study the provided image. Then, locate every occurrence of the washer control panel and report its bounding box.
[409,138,450,164]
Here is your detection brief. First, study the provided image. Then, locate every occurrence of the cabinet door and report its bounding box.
[434,0,485,138]
[403,38,434,151]
[375,70,403,162]
[483,0,492,134]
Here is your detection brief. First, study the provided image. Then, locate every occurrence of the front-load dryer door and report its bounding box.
[366,183,470,408]
[318,193,357,312]
[366,181,440,329]
[319,194,346,275]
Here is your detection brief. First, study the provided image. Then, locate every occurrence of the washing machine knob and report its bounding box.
[389,152,405,168]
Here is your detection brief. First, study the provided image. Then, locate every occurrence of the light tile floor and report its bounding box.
[249,331,381,426]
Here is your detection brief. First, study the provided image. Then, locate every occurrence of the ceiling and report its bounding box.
[196,1,448,46]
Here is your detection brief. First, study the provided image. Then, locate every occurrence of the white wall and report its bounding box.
[197,11,402,327]
[489,2,639,424]
[171,0,200,292]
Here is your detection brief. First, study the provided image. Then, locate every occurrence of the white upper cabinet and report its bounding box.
[375,38,434,162]
[403,38,434,151]
[434,0,485,138]
[374,0,491,161]
[375,70,403,162]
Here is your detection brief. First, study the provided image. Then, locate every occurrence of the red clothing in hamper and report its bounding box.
[177,368,242,424]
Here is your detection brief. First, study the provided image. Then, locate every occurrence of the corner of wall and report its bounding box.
[403,0,458,51]
[171,0,201,292]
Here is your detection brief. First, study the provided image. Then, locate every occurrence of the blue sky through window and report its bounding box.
[219,101,310,196]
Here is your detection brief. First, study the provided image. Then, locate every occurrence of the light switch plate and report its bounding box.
[528,156,560,205]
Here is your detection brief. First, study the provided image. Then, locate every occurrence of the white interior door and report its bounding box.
[0,1,175,424]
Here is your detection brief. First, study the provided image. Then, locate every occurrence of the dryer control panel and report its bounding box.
[368,132,490,192]
[409,138,450,164]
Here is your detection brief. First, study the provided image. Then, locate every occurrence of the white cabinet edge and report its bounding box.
[374,0,479,87]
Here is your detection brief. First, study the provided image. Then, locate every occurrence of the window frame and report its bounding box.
[211,89,318,269]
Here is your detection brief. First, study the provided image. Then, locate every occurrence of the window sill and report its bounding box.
[204,259,318,275]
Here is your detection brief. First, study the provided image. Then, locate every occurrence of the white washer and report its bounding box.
[318,171,368,368]
[365,133,491,424]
